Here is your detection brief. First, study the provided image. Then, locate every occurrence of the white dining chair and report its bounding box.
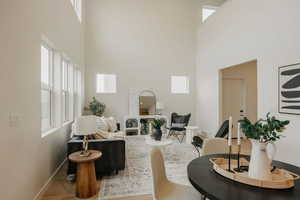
[150,147,202,200]
[201,138,228,156]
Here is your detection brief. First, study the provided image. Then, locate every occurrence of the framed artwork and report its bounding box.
[279,63,300,115]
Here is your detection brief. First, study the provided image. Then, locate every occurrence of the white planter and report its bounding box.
[248,139,276,180]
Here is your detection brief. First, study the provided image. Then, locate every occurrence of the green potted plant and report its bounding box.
[87,97,106,117]
[239,113,289,180]
[151,118,166,141]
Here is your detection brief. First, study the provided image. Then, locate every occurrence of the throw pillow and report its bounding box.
[105,117,118,132]
[96,116,109,132]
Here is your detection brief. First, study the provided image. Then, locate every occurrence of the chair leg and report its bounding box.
[175,132,182,143]
[180,133,185,143]
[167,130,172,138]
[193,145,201,157]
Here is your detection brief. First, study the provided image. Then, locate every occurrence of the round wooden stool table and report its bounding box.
[69,150,102,199]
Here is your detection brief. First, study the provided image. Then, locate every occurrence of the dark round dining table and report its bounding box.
[187,154,300,200]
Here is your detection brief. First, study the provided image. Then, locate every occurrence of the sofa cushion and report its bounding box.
[105,117,118,132]
[96,116,109,132]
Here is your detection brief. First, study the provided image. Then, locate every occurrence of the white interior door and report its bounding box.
[222,79,246,138]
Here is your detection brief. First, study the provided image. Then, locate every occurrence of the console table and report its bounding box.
[124,115,169,136]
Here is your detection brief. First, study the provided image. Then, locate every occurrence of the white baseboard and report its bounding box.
[33,158,67,200]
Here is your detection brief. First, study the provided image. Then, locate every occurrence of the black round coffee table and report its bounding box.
[188,154,300,200]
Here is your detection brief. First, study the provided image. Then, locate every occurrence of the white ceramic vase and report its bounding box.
[248,139,276,180]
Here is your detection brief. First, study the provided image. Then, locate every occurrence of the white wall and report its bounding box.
[196,0,300,166]
[85,0,202,126]
[0,0,85,199]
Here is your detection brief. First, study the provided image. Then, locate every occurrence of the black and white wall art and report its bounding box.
[279,63,300,115]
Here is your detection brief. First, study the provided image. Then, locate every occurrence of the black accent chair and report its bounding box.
[167,113,191,143]
[192,120,229,156]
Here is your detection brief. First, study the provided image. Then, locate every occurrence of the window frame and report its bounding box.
[41,43,55,134]
[171,75,190,94]
[62,59,70,123]
[68,63,75,121]
[73,67,81,118]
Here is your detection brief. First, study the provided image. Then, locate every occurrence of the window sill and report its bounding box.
[42,127,60,138]
[41,121,74,139]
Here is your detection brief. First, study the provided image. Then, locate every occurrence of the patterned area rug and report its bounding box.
[99,136,198,199]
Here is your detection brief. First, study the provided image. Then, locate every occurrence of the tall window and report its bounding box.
[41,44,54,133]
[171,76,189,94]
[202,7,217,22]
[96,74,117,93]
[73,68,82,118]
[62,60,69,122]
[68,64,74,121]
[75,70,82,117]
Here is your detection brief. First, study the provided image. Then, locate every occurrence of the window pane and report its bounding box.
[41,45,50,85]
[62,92,66,122]
[62,61,68,90]
[202,8,216,22]
[77,71,82,116]
[171,76,189,94]
[65,92,69,121]
[69,64,74,92]
[97,74,117,93]
[41,90,51,131]
[69,65,74,120]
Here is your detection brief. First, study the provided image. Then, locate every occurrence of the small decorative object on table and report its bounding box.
[210,157,300,189]
[216,113,298,190]
[73,116,99,157]
[234,122,245,172]
[151,118,166,141]
[227,116,234,172]
[239,113,290,180]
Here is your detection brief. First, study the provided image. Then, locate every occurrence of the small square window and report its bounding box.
[171,76,189,94]
[97,74,117,93]
[202,7,216,22]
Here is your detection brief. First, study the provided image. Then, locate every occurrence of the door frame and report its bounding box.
[221,78,247,123]
[218,59,258,127]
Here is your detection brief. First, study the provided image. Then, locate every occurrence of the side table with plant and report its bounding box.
[151,118,166,141]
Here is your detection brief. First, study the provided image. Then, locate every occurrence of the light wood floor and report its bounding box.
[41,139,251,200]
[40,162,153,200]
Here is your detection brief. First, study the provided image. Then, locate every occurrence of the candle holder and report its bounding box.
[227,146,234,173]
[233,144,244,172]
